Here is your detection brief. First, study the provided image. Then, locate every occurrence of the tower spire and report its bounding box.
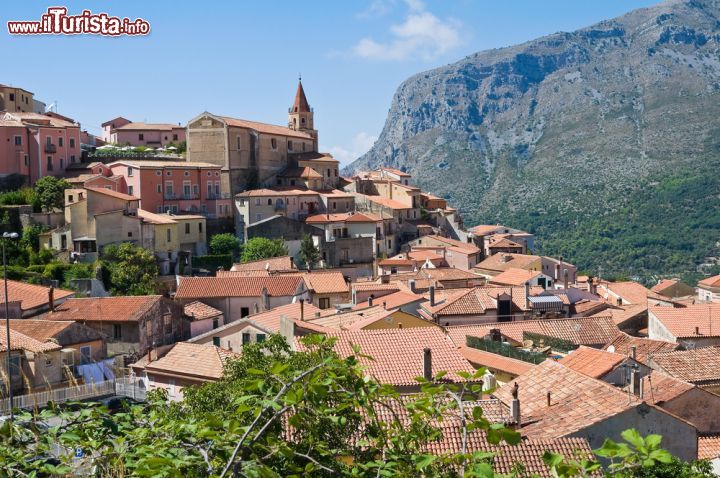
[292,78,310,114]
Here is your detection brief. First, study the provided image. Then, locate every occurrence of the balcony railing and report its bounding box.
[207,192,231,200]
[164,193,199,200]
[44,144,57,153]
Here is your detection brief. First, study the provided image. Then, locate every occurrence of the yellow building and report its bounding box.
[0,84,36,113]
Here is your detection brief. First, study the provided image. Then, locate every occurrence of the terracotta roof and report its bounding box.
[291,80,310,113]
[494,360,639,439]
[650,304,720,338]
[380,167,411,177]
[604,332,678,365]
[641,372,695,404]
[590,303,647,327]
[86,186,137,201]
[2,319,103,346]
[108,160,219,169]
[558,346,625,378]
[378,259,414,266]
[244,302,332,334]
[138,209,176,224]
[415,267,480,282]
[5,112,77,128]
[488,237,523,249]
[353,282,401,293]
[184,301,223,321]
[310,305,398,330]
[422,286,542,317]
[698,274,720,288]
[458,347,536,377]
[490,268,543,287]
[600,281,669,305]
[235,187,319,198]
[651,279,680,294]
[305,328,476,387]
[469,225,507,235]
[115,122,182,131]
[0,327,62,353]
[649,347,720,384]
[278,166,322,179]
[292,152,338,163]
[419,235,480,254]
[698,435,720,460]
[302,271,348,295]
[0,280,74,312]
[230,256,294,272]
[474,253,541,275]
[176,276,304,299]
[142,342,238,381]
[366,196,413,210]
[221,115,312,139]
[446,317,620,349]
[407,250,445,262]
[352,290,423,311]
[41,296,163,322]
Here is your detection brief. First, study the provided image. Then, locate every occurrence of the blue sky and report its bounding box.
[1,0,659,165]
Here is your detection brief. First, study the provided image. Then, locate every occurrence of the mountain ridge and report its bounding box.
[348,0,720,280]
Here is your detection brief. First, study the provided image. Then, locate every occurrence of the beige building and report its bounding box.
[0,84,36,113]
[186,80,323,196]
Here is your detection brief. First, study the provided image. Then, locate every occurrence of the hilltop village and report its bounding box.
[1,80,720,474]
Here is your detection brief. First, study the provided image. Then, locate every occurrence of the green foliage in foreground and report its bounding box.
[0,335,712,477]
[209,233,241,258]
[240,237,288,263]
[101,242,159,295]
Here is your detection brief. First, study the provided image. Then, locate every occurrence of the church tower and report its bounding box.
[288,77,318,151]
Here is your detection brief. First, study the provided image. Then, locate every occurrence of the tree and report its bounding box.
[240,237,288,263]
[299,234,320,269]
[33,176,70,211]
[101,242,158,295]
[209,233,241,257]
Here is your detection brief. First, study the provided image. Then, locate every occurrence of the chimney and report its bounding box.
[289,256,294,268]
[511,385,521,425]
[490,328,502,342]
[383,301,387,310]
[429,285,436,307]
[48,286,55,313]
[368,296,373,307]
[408,279,416,293]
[546,391,551,407]
[381,274,390,284]
[563,269,569,290]
[639,377,644,399]
[555,264,560,280]
[423,348,432,381]
[630,346,637,360]
[696,326,700,336]
[525,282,530,310]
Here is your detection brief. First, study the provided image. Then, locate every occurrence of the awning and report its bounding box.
[529,295,564,312]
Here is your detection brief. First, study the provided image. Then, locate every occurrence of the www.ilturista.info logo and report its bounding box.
[7,7,150,36]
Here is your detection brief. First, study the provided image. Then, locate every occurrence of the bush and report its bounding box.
[0,188,35,206]
[209,233,241,257]
[240,237,288,263]
[193,254,233,272]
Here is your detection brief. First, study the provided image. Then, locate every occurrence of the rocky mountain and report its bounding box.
[348,0,720,280]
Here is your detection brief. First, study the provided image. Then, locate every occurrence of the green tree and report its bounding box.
[240,237,288,263]
[299,234,320,269]
[209,233,241,257]
[101,242,158,295]
[33,176,70,211]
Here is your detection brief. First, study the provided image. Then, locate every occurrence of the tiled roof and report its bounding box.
[138,209,176,224]
[6,112,77,128]
[221,116,313,139]
[650,304,720,338]
[651,279,680,294]
[558,346,625,378]
[246,302,332,334]
[352,290,423,311]
[305,328,476,387]
[175,276,303,299]
[86,186,137,201]
[353,282,401,293]
[115,122,182,131]
[302,271,348,295]
[142,342,239,380]
[458,347,536,377]
[235,187,319,198]
[109,160,219,169]
[604,332,678,365]
[184,301,223,321]
[292,80,310,113]
[422,286,542,317]
[0,327,62,353]
[380,167,411,177]
[494,360,639,439]
[420,235,480,254]
[415,267,481,282]
[469,224,507,235]
[600,281,669,305]
[2,319,103,345]
[698,274,720,288]
[292,152,338,163]
[230,256,294,272]
[40,296,163,322]
[641,372,694,404]
[649,347,720,383]
[698,435,720,460]
[0,280,74,312]
[366,195,413,210]
[305,213,354,223]
[590,303,646,327]
[446,317,620,349]
[474,253,541,275]
[378,258,414,266]
[278,166,323,179]
[490,268,542,287]
[310,305,398,330]
[407,250,444,262]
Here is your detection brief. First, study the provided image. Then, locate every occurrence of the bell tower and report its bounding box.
[288,76,318,150]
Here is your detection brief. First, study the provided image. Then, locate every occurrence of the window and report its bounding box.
[8,93,14,101]
[127,166,133,176]
[46,157,53,171]
[267,198,272,206]
[184,171,189,177]
[166,229,171,242]
[332,201,337,211]
[198,222,203,233]
[237,136,241,150]
[215,171,219,176]
[165,182,174,196]
[212,337,220,347]
[128,232,133,238]
[59,158,64,169]
[185,223,190,234]
[46,136,52,147]
[287,140,293,151]
[128,185,134,195]
[214,182,220,194]
[207,182,213,197]
[166,171,172,176]
[173,134,178,141]
[58,137,63,147]
[156,170,162,176]
[327,169,331,177]
[164,315,172,335]
[256,334,266,343]
[212,318,219,329]
[69,138,75,148]
[113,324,122,339]
[242,332,251,345]
[193,184,198,196]
[80,346,91,365]
[24,155,28,167]
[13,136,21,145]
[138,133,144,140]
[207,171,211,176]
[255,198,261,206]
[256,214,261,222]
[302,143,306,152]
[334,169,338,177]
[157,184,162,193]
[183,182,191,197]
[387,239,391,249]
[70,155,76,163]
[319,298,330,309]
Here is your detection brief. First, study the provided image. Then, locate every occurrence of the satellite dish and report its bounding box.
[607,345,616,353]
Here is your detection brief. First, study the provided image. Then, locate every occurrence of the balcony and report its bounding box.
[164,193,199,200]
[44,143,57,153]
[206,192,231,200]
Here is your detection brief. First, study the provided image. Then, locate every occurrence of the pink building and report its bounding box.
[108,160,232,218]
[65,162,128,192]
[101,117,185,147]
[0,112,81,184]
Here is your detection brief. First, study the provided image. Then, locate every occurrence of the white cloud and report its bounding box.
[352,2,461,61]
[325,131,378,166]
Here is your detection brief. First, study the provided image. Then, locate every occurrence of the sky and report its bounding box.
[1,0,659,165]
